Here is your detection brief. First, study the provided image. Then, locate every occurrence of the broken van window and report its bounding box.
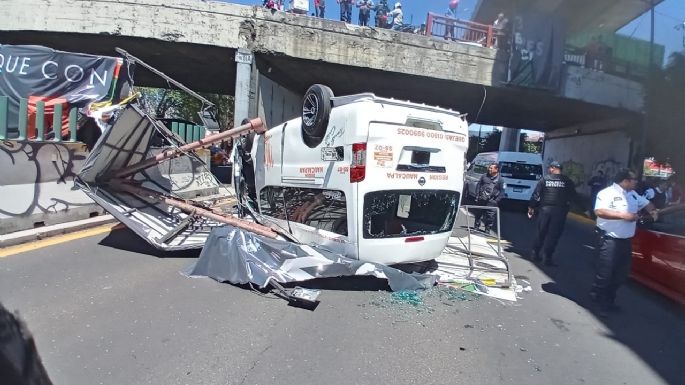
[259,186,348,236]
[363,190,459,239]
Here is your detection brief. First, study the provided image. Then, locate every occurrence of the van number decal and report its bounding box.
[374,145,393,168]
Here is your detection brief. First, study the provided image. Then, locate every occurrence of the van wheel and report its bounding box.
[301,84,333,148]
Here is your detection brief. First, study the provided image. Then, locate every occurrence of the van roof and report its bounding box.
[332,93,466,118]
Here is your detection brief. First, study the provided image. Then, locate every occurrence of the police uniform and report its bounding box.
[529,165,576,265]
[591,183,650,308]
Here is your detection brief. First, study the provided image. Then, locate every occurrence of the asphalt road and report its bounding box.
[1,208,684,385]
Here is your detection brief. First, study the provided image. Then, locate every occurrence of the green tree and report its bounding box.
[467,130,502,161]
[519,133,542,153]
[644,52,685,175]
[136,87,234,130]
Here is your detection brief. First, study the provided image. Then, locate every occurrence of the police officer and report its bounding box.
[528,161,576,266]
[591,169,657,316]
[473,163,504,233]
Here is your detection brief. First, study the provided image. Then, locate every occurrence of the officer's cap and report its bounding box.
[549,161,562,170]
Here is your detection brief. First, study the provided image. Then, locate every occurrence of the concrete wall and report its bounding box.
[0,140,219,235]
[561,66,644,112]
[543,130,632,196]
[256,74,302,129]
[0,141,104,235]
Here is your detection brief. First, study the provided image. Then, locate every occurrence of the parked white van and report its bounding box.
[242,85,469,265]
[464,151,543,202]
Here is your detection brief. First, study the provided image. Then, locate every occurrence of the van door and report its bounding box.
[355,122,465,265]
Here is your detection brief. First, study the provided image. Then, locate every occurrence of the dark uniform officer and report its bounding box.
[528,161,576,266]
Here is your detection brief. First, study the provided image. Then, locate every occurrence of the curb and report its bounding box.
[0,215,118,248]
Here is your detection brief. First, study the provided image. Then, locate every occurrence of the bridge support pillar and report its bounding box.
[499,127,521,152]
[233,48,254,127]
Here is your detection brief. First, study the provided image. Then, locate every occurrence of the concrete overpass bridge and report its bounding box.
[0,0,643,132]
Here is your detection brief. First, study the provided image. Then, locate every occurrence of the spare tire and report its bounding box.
[301,84,333,148]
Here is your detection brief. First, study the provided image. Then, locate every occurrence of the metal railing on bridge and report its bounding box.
[0,96,206,143]
[425,13,495,48]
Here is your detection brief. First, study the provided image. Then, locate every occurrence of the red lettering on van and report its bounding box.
[386,172,418,179]
[299,166,325,175]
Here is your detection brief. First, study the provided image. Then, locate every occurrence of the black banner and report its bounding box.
[0,45,124,133]
[507,12,565,90]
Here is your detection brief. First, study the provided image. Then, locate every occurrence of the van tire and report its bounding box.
[301,84,333,148]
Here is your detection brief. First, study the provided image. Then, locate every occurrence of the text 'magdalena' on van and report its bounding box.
[242,85,469,265]
[464,151,543,202]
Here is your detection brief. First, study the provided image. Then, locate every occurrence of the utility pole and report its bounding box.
[649,0,655,70]
[639,0,656,178]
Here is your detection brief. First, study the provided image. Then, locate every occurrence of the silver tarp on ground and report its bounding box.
[183,226,437,291]
[77,104,223,250]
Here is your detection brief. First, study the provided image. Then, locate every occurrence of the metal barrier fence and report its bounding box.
[0,96,79,142]
[170,121,206,143]
[425,13,495,48]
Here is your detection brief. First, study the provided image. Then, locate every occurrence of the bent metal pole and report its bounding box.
[112,181,278,239]
[113,117,266,179]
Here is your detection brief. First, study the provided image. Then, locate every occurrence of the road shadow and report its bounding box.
[98,227,201,259]
[499,210,685,385]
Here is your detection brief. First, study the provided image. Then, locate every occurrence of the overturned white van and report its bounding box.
[240,85,470,265]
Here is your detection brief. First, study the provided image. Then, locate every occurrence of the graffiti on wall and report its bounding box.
[560,160,585,187]
[0,140,97,230]
[592,159,622,183]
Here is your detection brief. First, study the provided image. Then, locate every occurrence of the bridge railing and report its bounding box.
[425,13,495,48]
[0,96,207,143]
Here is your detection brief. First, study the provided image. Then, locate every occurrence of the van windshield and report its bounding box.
[363,190,459,239]
[499,162,542,181]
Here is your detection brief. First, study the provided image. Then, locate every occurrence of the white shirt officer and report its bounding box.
[595,183,650,239]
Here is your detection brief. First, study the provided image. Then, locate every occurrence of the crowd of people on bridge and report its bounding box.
[259,0,507,40]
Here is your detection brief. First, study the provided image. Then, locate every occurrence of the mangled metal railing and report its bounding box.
[448,204,512,288]
[110,181,277,239]
[113,118,263,179]
[106,117,277,239]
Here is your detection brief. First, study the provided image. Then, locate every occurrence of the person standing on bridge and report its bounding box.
[388,2,403,31]
[528,161,576,266]
[591,169,657,316]
[315,0,326,18]
[357,0,374,26]
[473,163,504,234]
[374,0,390,28]
[337,0,354,23]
